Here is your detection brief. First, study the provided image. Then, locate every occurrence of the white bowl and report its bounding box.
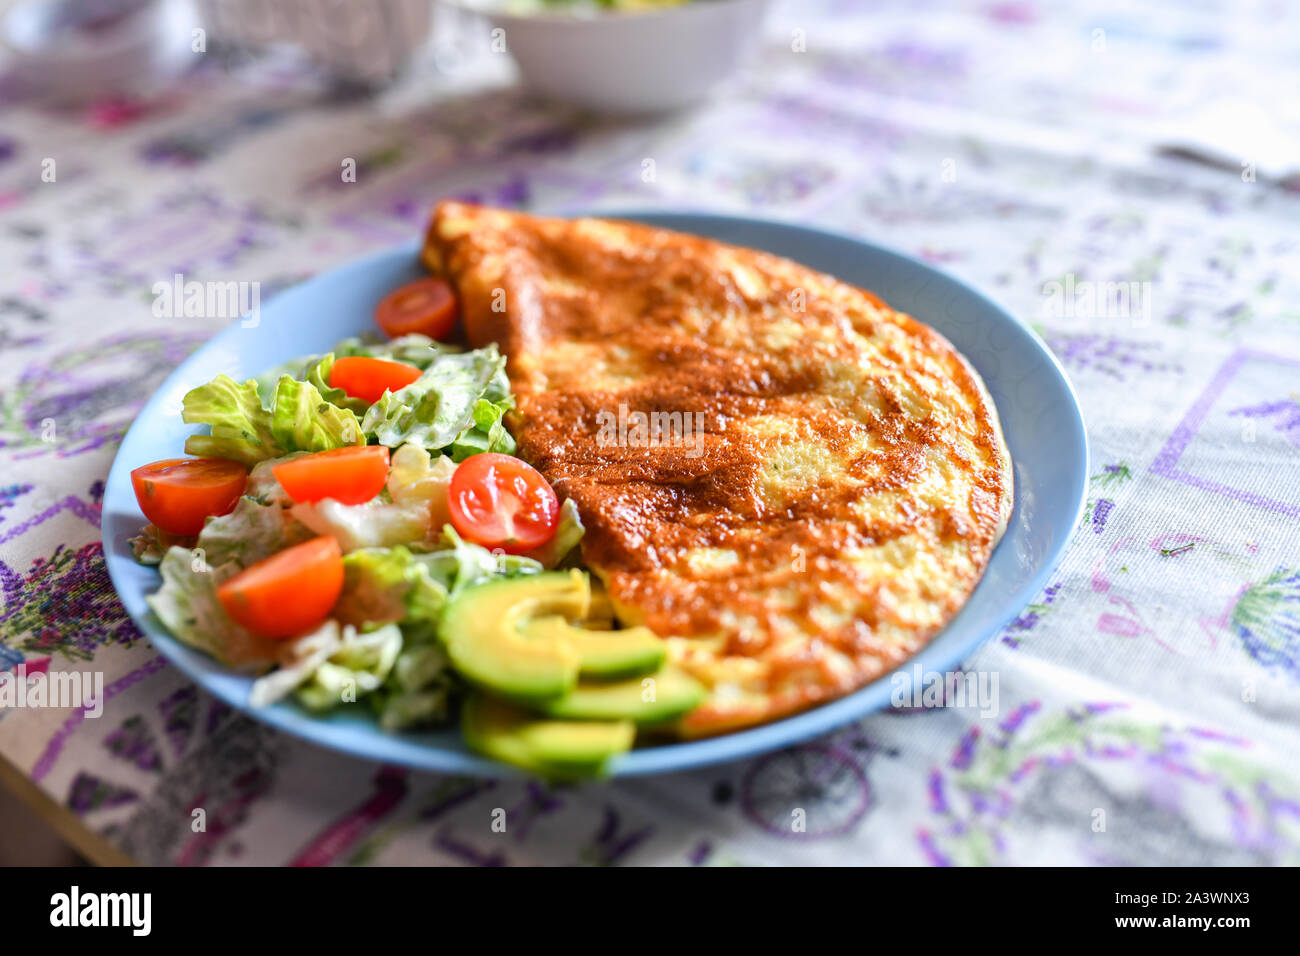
[2,0,198,105]
[448,0,771,114]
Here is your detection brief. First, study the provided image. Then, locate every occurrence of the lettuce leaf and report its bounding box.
[247,620,403,712]
[268,375,365,454]
[182,374,364,466]
[361,345,515,457]
[303,354,369,415]
[449,397,514,461]
[182,374,280,465]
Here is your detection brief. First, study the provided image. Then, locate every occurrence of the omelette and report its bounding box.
[424,202,1013,737]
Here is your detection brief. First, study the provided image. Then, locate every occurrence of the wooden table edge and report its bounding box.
[0,753,136,867]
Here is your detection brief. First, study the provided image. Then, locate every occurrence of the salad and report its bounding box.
[129,274,701,777]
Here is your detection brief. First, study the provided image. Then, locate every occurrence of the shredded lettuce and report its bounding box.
[248,619,345,706]
[333,334,452,370]
[333,546,449,634]
[331,531,543,635]
[388,442,455,505]
[361,345,516,458]
[288,443,455,553]
[525,498,585,569]
[295,624,403,712]
[324,546,461,728]
[291,497,437,553]
[388,442,455,530]
[182,374,364,466]
[192,494,314,568]
[247,615,439,722]
[148,546,281,670]
[257,335,454,410]
[379,643,453,730]
[311,534,542,728]
[128,523,192,566]
[244,452,307,506]
[146,493,316,667]
[418,525,543,602]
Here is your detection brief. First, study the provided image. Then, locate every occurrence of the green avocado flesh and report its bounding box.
[440,570,667,702]
[444,570,706,776]
[523,614,666,680]
[461,693,634,779]
[538,664,706,724]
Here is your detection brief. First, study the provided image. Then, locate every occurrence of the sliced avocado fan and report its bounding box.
[440,569,669,702]
[443,569,708,777]
[461,693,634,780]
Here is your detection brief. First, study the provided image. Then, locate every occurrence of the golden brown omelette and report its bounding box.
[424,201,1013,737]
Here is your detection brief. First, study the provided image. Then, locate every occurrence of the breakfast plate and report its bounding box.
[101,211,1088,777]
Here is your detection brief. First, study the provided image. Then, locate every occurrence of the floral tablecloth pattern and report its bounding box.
[1,0,1297,866]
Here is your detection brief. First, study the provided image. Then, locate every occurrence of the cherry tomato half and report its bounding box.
[131,457,247,536]
[448,453,560,555]
[216,536,344,639]
[328,356,422,405]
[272,445,391,505]
[375,277,458,341]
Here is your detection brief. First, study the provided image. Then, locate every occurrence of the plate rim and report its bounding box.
[101,211,1089,778]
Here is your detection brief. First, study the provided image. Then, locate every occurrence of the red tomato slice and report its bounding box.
[131,457,248,536]
[272,446,390,505]
[329,356,422,404]
[375,277,458,341]
[216,536,344,639]
[448,453,560,554]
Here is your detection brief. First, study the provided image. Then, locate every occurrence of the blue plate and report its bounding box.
[102,212,1088,777]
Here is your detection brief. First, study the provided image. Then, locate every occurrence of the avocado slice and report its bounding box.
[461,693,634,779]
[440,571,588,702]
[538,664,707,724]
[440,570,671,701]
[521,614,666,680]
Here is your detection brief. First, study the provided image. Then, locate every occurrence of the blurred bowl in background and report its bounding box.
[194,0,434,84]
[2,0,198,106]
[447,0,771,115]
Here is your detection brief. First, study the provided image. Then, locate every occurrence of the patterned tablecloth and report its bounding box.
[1,0,1298,866]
